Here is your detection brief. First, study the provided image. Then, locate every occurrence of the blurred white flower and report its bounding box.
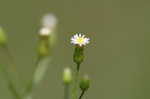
[39,13,58,37]
[71,33,90,46]
[41,13,58,29]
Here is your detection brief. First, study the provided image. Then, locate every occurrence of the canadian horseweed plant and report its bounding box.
[0,13,91,99]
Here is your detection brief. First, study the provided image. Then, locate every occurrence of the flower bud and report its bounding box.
[63,68,72,84]
[73,46,84,70]
[38,39,50,57]
[80,75,90,91]
[0,27,7,46]
[38,13,58,50]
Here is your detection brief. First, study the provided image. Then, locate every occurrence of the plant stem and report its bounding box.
[78,90,85,99]
[73,63,80,99]
[2,45,24,99]
[23,57,40,99]
[23,80,34,99]
[8,81,22,99]
[1,65,21,99]
[3,45,17,71]
[23,56,51,99]
[64,84,70,99]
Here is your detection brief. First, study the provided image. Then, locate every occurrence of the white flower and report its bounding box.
[71,33,90,46]
[39,13,58,37]
[41,13,58,29]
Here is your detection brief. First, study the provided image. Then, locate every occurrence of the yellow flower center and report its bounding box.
[77,37,84,44]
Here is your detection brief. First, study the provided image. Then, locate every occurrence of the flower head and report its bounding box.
[39,13,58,37]
[41,13,58,29]
[71,33,90,47]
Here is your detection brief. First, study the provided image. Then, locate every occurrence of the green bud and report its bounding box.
[39,27,57,47]
[73,46,84,70]
[0,27,7,46]
[38,39,50,57]
[80,75,90,91]
[63,68,72,84]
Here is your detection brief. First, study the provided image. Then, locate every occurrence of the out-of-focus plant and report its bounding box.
[23,13,58,99]
[0,13,91,99]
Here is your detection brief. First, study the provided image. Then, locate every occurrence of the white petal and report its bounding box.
[81,35,85,38]
[74,34,78,39]
[79,34,82,37]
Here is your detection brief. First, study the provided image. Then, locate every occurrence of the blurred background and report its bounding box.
[0,0,149,99]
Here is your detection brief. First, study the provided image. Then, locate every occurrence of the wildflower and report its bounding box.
[71,33,90,47]
[71,33,90,71]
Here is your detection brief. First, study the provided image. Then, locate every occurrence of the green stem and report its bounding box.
[2,45,24,99]
[1,65,21,99]
[23,57,40,99]
[77,63,80,72]
[24,57,49,99]
[73,63,80,99]
[64,84,70,99]
[8,81,22,99]
[23,80,34,99]
[78,90,85,99]
[3,45,17,70]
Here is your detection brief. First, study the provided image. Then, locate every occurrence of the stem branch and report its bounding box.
[78,90,85,99]
[1,65,21,99]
